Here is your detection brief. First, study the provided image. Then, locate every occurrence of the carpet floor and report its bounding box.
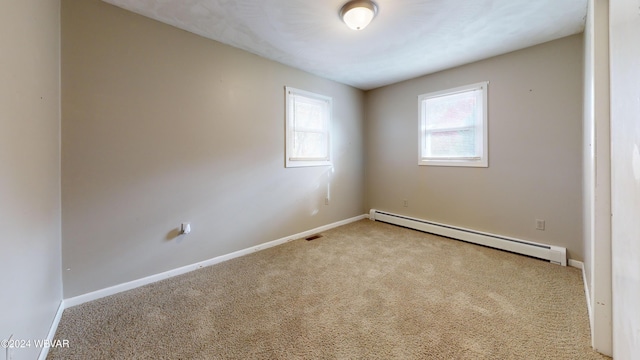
[48,220,609,359]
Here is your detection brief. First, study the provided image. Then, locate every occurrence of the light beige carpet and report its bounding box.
[49,220,608,359]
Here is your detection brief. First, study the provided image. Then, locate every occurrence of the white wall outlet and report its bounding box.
[536,219,545,230]
[403,199,408,207]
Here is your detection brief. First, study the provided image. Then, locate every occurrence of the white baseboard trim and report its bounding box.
[64,214,367,308]
[569,259,593,339]
[38,300,65,360]
[574,260,595,339]
[568,259,582,269]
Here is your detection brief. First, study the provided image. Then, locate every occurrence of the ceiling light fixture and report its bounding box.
[339,0,378,31]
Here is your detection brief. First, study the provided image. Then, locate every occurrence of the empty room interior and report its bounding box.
[2,0,639,359]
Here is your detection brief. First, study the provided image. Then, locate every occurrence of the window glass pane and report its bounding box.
[293,97,325,131]
[424,90,479,130]
[293,131,328,159]
[418,82,487,167]
[427,129,475,158]
[285,87,332,167]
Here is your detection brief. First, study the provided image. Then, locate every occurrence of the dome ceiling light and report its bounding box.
[339,0,378,31]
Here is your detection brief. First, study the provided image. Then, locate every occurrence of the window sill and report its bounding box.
[418,159,488,168]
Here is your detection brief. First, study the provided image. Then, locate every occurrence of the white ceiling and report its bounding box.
[102,0,588,90]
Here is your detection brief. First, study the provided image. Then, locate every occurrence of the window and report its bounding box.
[418,82,488,167]
[285,87,332,168]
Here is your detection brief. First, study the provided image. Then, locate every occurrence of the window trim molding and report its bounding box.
[285,86,333,168]
[418,81,489,168]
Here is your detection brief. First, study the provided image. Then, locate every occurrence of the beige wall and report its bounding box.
[61,0,365,298]
[365,35,584,260]
[0,1,62,359]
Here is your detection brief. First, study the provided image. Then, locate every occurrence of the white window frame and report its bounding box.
[418,82,489,167]
[285,87,332,168]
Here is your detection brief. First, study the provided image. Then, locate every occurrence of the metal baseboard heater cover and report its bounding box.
[369,209,566,266]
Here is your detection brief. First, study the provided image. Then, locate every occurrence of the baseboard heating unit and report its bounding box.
[369,209,566,266]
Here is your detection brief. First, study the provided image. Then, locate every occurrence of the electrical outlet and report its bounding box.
[536,219,545,230]
[403,199,408,207]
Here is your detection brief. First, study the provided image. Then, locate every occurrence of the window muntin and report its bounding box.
[285,87,332,167]
[419,82,488,167]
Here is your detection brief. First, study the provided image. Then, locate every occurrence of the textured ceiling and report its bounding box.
[101,0,588,90]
